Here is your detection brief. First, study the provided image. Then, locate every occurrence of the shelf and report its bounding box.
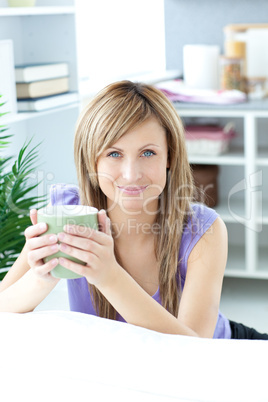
[225,245,246,275]
[1,102,80,125]
[175,98,268,118]
[188,148,245,166]
[257,149,268,166]
[0,6,75,16]
[255,247,268,278]
[174,97,268,279]
[225,243,268,279]
[214,199,245,223]
[258,201,268,225]
[225,269,268,279]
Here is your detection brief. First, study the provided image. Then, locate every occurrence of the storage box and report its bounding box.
[185,124,236,156]
[191,164,219,207]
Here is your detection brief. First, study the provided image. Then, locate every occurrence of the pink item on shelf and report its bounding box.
[155,79,247,104]
[185,124,236,155]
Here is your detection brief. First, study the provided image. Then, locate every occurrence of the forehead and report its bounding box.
[112,117,167,147]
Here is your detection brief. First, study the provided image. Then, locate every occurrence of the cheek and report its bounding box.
[147,163,167,195]
[97,160,114,182]
[152,158,168,181]
[97,173,113,193]
[97,161,118,197]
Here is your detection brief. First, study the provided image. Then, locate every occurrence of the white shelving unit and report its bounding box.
[176,99,268,279]
[0,6,75,15]
[0,0,80,194]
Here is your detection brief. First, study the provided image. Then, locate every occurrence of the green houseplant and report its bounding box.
[0,97,47,280]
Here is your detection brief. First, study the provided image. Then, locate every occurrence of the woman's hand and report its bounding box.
[57,210,120,288]
[24,209,60,283]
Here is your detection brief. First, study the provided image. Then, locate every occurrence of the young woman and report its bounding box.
[0,80,267,340]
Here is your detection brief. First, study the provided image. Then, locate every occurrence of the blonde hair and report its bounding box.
[74,80,194,319]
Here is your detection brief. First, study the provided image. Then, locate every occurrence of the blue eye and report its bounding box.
[108,151,120,158]
[142,150,156,157]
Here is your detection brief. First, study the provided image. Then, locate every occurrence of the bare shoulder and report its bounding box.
[188,216,228,268]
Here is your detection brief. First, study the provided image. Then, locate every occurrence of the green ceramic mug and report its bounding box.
[37,205,98,279]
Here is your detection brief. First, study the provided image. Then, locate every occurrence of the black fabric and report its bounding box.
[229,320,268,340]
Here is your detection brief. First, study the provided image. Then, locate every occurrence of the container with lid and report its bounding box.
[220,56,245,92]
[247,77,267,99]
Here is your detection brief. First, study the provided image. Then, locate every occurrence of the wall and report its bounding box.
[164,0,268,73]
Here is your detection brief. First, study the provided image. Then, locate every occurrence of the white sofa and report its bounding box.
[1,311,267,402]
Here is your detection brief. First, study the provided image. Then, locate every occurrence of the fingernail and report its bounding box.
[64,225,73,233]
[51,258,58,266]
[99,209,106,214]
[49,235,57,243]
[39,223,46,230]
[58,233,65,241]
[60,243,67,251]
[30,209,36,214]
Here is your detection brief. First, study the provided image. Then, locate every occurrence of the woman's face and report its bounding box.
[97,117,169,215]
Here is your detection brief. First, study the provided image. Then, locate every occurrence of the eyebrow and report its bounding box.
[108,143,161,152]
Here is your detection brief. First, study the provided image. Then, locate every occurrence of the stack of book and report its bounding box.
[15,62,79,112]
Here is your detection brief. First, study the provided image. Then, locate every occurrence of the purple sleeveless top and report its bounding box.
[50,183,231,339]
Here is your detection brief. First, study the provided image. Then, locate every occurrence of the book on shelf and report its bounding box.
[15,63,69,83]
[16,77,69,99]
[17,92,79,112]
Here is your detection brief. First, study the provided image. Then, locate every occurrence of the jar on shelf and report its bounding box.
[223,25,247,75]
[220,56,245,92]
[246,77,267,100]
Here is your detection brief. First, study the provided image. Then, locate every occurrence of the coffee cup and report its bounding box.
[37,205,98,279]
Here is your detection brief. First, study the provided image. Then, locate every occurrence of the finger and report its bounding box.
[98,209,111,236]
[57,232,101,256]
[30,209,37,225]
[34,258,60,280]
[28,244,59,265]
[24,222,48,239]
[58,257,91,278]
[27,233,58,250]
[64,224,109,246]
[59,242,98,266]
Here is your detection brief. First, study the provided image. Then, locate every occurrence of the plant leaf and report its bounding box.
[0,114,47,279]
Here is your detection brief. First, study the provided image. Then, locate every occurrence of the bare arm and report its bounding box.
[0,260,59,313]
[56,212,227,337]
[0,209,60,313]
[0,244,30,293]
[97,219,227,337]
[178,217,228,337]
[98,265,198,336]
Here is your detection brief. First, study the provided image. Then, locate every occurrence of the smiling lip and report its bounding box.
[117,185,148,195]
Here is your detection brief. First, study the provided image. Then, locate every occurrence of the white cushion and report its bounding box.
[1,311,267,402]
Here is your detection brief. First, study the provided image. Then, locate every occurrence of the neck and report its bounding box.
[108,204,158,242]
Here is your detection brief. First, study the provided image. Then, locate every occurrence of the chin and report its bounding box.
[121,197,159,215]
[119,200,146,215]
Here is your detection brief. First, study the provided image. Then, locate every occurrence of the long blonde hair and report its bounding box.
[74,80,194,319]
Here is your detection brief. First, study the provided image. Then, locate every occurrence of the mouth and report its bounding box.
[117,185,148,195]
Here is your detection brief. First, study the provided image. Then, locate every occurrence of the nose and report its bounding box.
[121,158,142,183]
